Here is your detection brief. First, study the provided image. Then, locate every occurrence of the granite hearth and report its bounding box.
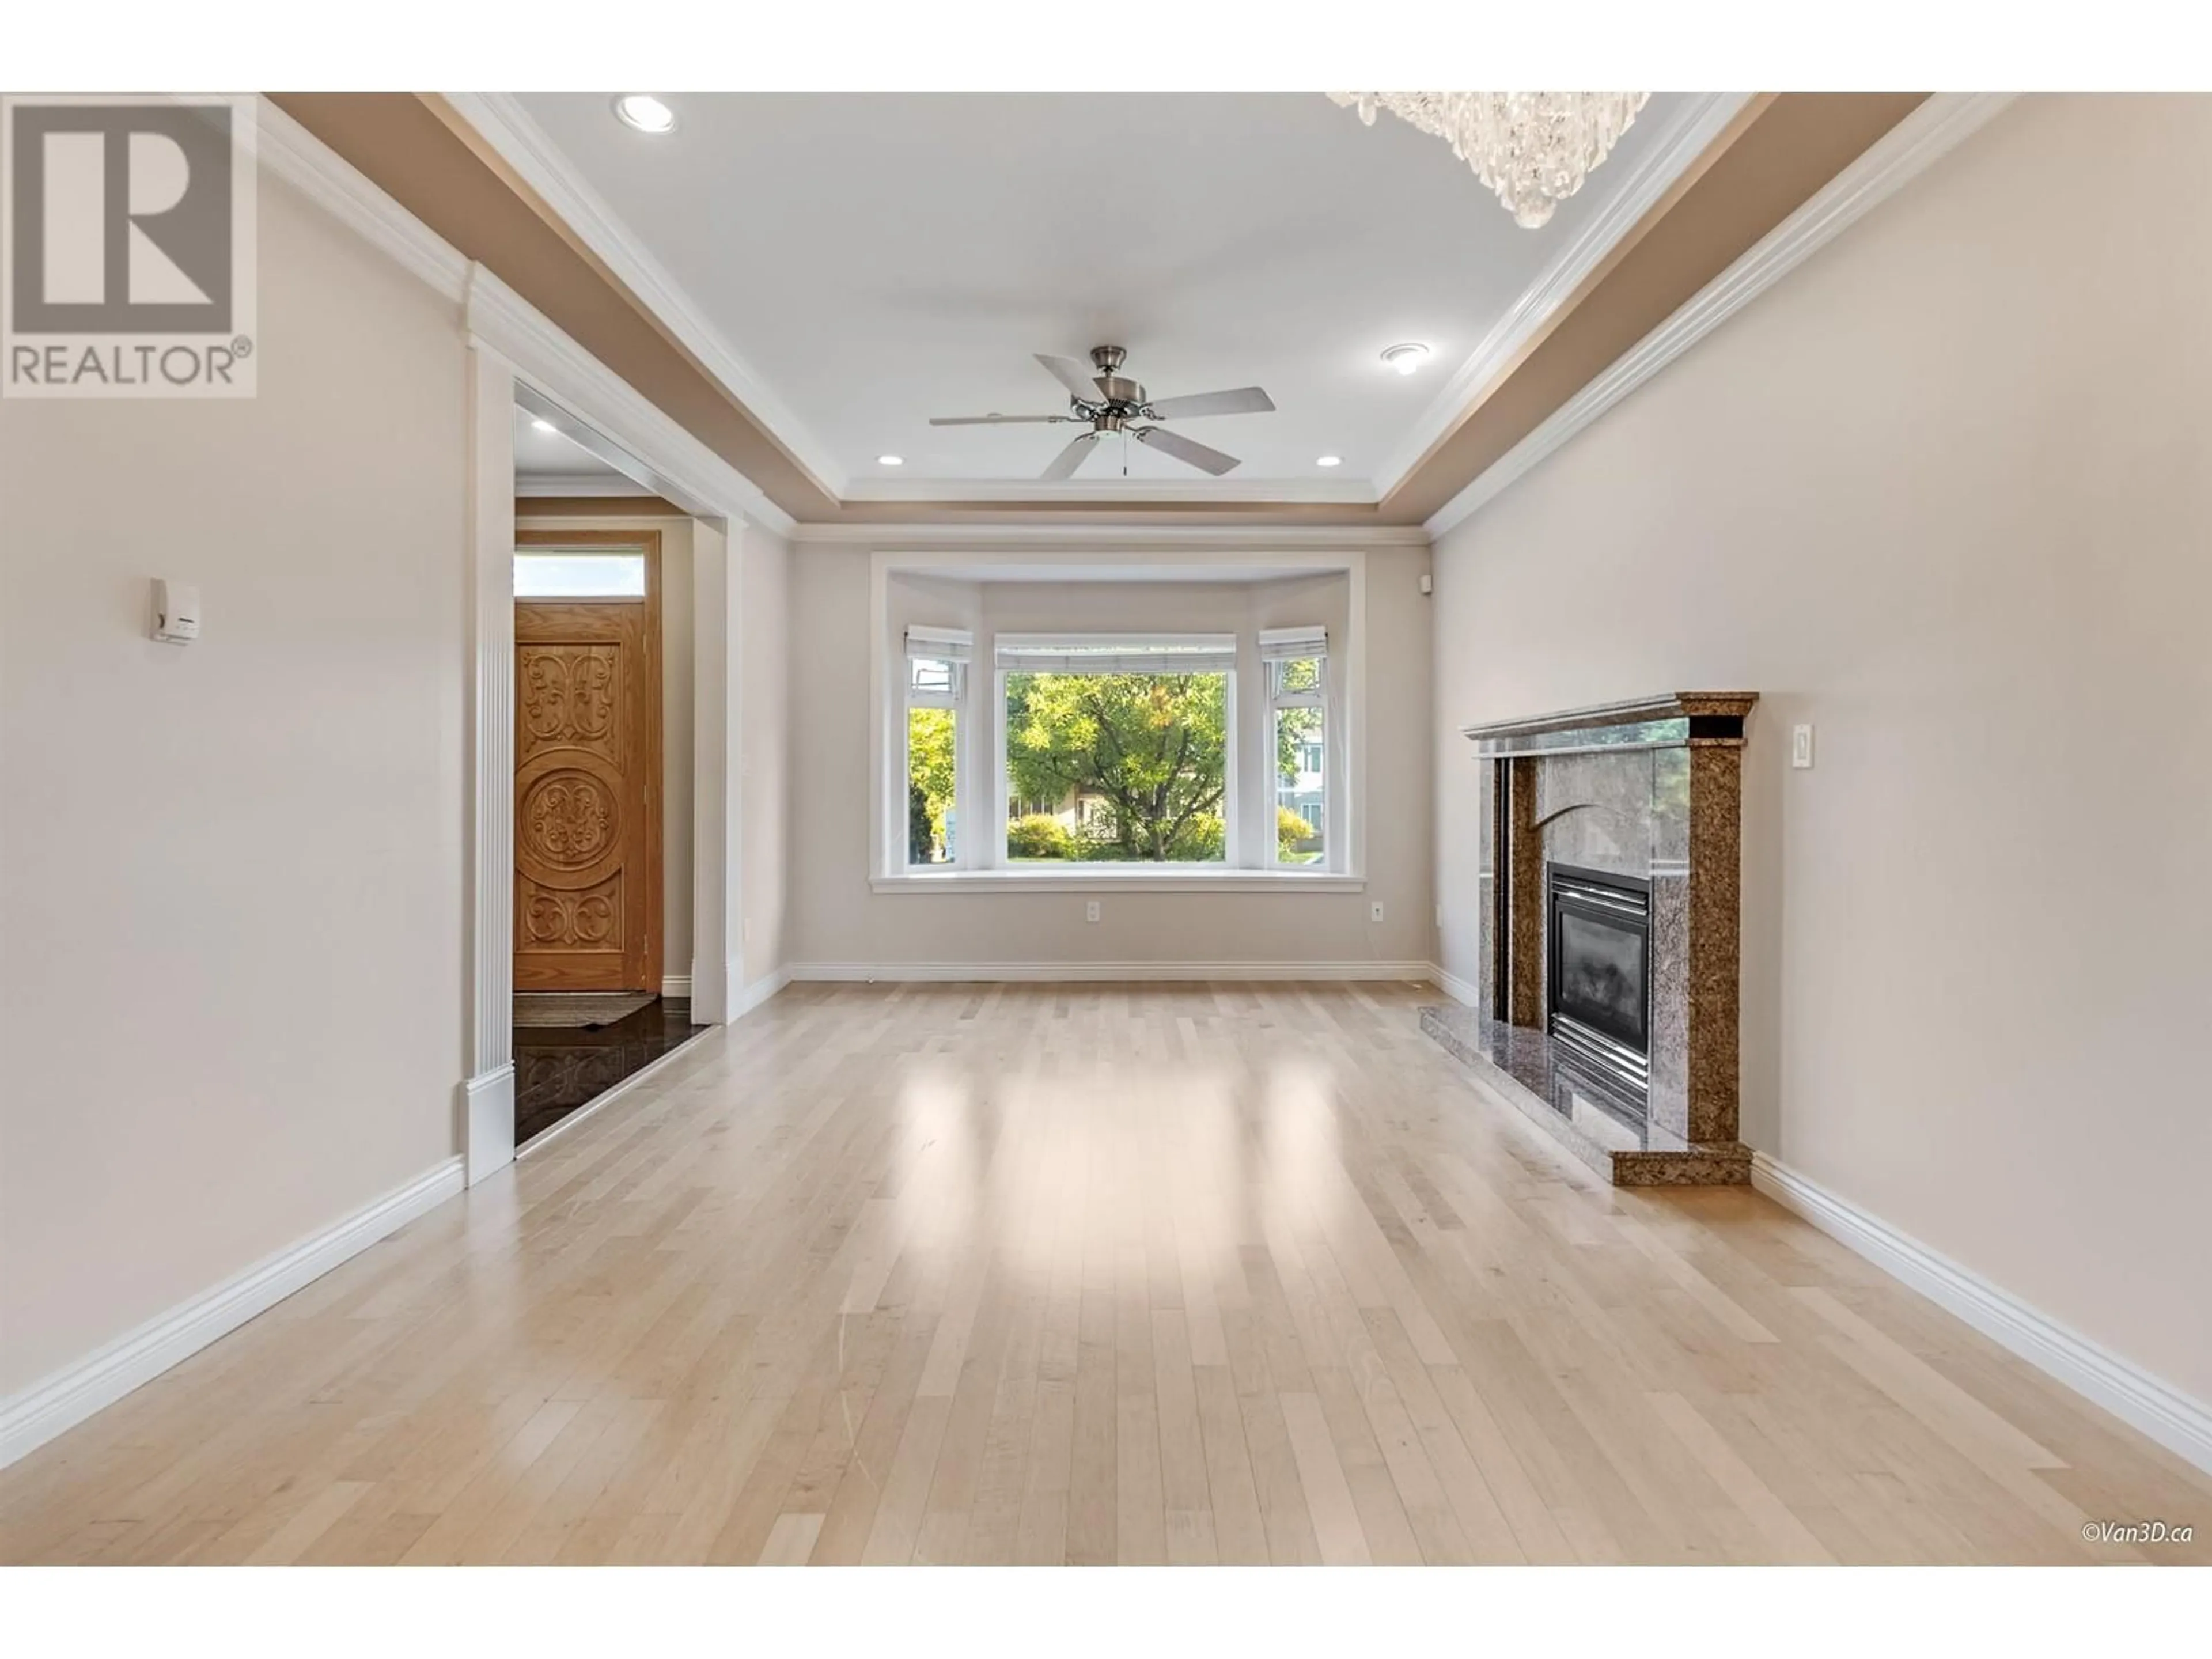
[1422,691,1758,1186]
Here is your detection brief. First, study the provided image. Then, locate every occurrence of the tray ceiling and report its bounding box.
[496,92,1735,502]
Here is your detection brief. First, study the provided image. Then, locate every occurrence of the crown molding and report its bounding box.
[1373,92,1755,499]
[254,96,469,301]
[253,97,789,535]
[841,475,1378,505]
[1425,92,2020,540]
[468,266,796,536]
[442,92,851,501]
[789,521,1430,547]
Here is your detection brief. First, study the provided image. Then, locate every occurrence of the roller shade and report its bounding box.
[1257,626,1327,662]
[904,624,973,663]
[995,635,1237,675]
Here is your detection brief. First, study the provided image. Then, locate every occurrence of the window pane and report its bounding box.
[1005,671,1228,862]
[909,656,953,697]
[513,552,646,598]
[1274,705,1325,865]
[907,706,957,866]
[1271,656,1323,699]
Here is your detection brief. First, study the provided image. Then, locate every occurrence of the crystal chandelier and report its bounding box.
[1327,92,1650,228]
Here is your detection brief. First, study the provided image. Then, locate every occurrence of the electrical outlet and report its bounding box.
[1370,901,1385,923]
[1085,900,1101,923]
[1791,724,1815,769]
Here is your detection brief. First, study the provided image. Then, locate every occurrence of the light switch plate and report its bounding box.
[1370,902,1385,923]
[1791,724,1815,769]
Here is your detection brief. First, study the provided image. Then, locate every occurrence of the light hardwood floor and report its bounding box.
[4,982,2206,1566]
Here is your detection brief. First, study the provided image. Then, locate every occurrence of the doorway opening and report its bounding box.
[509,407,707,1148]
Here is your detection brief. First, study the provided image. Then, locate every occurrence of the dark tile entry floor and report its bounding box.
[513,995,709,1147]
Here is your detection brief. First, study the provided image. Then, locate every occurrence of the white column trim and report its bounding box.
[690,519,745,1025]
[465,347,518,1186]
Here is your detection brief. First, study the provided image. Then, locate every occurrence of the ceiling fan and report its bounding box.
[929,346,1276,479]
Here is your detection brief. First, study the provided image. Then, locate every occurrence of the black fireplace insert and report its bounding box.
[1546,863,1652,1103]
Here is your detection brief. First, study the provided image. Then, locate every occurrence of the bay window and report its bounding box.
[878,584,1353,889]
[903,626,969,866]
[997,635,1238,865]
[1260,626,1327,866]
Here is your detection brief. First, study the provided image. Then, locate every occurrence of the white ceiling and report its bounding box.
[511,403,641,489]
[498,92,1733,499]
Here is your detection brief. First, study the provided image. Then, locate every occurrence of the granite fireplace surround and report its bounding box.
[1422,692,1759,1185]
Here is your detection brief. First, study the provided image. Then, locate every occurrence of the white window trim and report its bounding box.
[995,628,1238,876]
[902,627,971,869]
[870,869,1365,894]
[1262,631,1329,869]
[870,547,1367,892]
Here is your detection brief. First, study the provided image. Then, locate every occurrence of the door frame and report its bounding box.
[463,265,791,1187]
[513,528,665,995]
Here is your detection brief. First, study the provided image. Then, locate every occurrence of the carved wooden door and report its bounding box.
[513,532,661,993]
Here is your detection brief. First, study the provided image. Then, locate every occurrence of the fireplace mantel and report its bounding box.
[1461,691,1758,756]
[1423,690,1759,1185]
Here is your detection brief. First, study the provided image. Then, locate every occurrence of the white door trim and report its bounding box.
[462,267,766,1185]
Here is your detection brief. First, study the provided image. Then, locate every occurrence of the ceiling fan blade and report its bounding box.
[928,414,1069,426]
[1146,387,1277,420]
[1036,354,1105,403]
[1040,432,1099,481]
[1134,425,1239,476]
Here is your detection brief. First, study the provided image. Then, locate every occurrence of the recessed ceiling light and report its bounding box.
[612,94,677,135]
[531,418,557,434]
[1382,342,1431,376]
[1316,455,1343,467]
[877,454,904,467]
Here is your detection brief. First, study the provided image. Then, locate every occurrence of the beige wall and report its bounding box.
[0,172,469,1393]
[789,543,1436,969]
[741,527,793,987]
[1431,96,2212,1402]
[514,512,698,986]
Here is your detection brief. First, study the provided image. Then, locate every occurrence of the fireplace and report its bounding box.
[1546,863,1652,1105]
[1425,691,1755,1185]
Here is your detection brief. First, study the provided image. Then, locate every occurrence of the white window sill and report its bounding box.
[871,869,1366,895]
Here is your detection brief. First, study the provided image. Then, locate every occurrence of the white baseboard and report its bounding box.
[463,1063,514,1188]
[1751,1152,2212,1476]
[661,973,692,998]
[787,960,1438,984]
[1429,963,1480,1006]
[0,1155,466,1470]
[733,964,793,1017]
